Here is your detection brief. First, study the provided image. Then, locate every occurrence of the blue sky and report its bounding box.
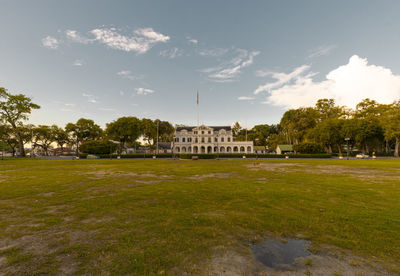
[1,0,400,128]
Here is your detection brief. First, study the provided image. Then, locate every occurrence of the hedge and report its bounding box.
[78,153,173,159]
[77,153,332,159]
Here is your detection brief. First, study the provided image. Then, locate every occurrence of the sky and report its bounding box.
[1,0,400,128]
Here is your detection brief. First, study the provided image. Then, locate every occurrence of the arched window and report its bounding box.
[233,146,239,152]
[182,137,186,142]
[240,146,245,152]
[182,147,186,153]
[220,147,225,153]
[227,146,232,153]
[228,137,231,142]
[221,137,224,142]
[247,146,252,153]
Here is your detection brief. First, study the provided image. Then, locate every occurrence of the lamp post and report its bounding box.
[345,137,350,160]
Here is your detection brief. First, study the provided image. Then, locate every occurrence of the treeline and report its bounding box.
[2,87,400,157]
[0,88,174,156]
[235,98,400,156]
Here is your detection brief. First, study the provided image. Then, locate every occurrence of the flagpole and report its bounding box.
[197,91,199,153]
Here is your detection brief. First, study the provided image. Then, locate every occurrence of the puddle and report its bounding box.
[251,238,310,269]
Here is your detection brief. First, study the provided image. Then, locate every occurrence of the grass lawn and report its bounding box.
[0,159,400,275]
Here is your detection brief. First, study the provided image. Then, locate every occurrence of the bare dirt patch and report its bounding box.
[247,162,400,181]
[189,173,232,181]
[204,241,393,276]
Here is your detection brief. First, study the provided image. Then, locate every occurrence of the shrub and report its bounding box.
[293,142,325,154]
[79,140,118,154]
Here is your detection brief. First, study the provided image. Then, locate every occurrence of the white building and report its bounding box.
[173,125,253,154]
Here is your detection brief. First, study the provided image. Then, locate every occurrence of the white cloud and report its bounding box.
[119,91,125,96]
[117,70,144,80]
[159,47,183,59]
[66,30,93,44]
[73,59,85,66]
[136,88,154,95]
[256,55,400,109]
[253,65,311,94]
[186,36,198,45]
[202,49,260,82]
[90,27,169,54]
[308,45,337,58]
[42,36,59,49]
[198,48,229,57]
[64,103,76,107]
[238,96,254,100]
[82,93,98,103]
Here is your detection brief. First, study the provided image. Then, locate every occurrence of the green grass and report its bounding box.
[0,159,400,274]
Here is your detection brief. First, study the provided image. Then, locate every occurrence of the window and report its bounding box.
[202,131,204,134]
[175,138,179,142]
[195,138,198,143]
[182,137,186,142]
[188,137,192,142]
[221,137,224,142]
[194,131,197,134]
[201,138,205,143]
[214,137,218,142]
[208,131,211,134]
[208,137,211,143]
[228,137,231,142]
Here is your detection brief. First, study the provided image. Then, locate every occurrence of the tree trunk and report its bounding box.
[337,144,342,154]
[395,138,399,157]
[386,140,389,154]
[16,132,25,157]
[328,145,332,154]
[76,137,79,156]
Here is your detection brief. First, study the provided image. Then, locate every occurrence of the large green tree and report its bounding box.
[66,118,103,155]
[382,102,400,157]
[32,125,55,156]
[0,88,40,156]
[105,116,141,151]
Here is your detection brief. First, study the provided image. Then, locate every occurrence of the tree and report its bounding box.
[382,102,400,157]
[308,118,344,153]
[32,125,54,156]
[280,107,318,144]
[52,125,70,152]
[155,120,174,142]
[315,98,344,121]
[0,124,17,156]
[105,117,141,151]
[232,122,242,137]
[66,118,103,155]
[141,118,157,146]
[0,88,40,156]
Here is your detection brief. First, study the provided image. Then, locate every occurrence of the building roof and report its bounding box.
[176,126,231,131]
[277,144,293,151]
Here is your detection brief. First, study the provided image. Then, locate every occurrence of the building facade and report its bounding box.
[173,125,253,154]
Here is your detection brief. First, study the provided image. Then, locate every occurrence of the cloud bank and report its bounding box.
[63,27,169,54]
[254,55,400,109]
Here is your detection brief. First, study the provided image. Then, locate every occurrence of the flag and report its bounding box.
[197,91,199,105]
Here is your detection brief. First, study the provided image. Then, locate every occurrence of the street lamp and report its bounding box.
[345,137,350,160]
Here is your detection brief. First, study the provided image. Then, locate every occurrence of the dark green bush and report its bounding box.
[79,140,118,154]
[293,142,325,154]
